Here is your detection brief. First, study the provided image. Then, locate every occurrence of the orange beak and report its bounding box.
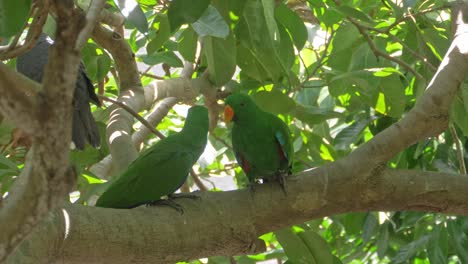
[224,105,234,124]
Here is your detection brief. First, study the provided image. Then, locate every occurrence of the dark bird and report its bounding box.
[16,33,101,150]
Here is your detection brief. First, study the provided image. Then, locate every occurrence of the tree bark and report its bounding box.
[7,168,468,264]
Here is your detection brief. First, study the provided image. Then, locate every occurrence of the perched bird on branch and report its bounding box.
[224,93,293,190]
[95,105,209,209]
[16,33,101,150]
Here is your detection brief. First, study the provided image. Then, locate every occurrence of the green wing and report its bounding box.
[95,136,198,208]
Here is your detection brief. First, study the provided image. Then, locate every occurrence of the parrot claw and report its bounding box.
[169,192,202,200]
[147,199,185,214]
[276,172,288,195]
[248,183,257,195]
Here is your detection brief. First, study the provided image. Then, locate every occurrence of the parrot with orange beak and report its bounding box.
[224,93,293,190]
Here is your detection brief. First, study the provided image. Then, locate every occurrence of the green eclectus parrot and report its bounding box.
[224,93,293,189]
[95,105,209,209]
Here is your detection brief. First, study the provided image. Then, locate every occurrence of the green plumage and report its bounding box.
[225,93,293,184]
[95,106,209,209]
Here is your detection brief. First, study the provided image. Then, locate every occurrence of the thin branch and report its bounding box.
[352,18,425,80]
[356,22,438,72]
[190,169,208,191]
[140,71,165,80]
[388,4,451,31]
[0,0,49,60]
[76,0,106,50]
[99,95,166,139]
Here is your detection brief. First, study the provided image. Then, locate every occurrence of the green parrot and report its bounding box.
[224,93,293,189]
[95,105,209,209]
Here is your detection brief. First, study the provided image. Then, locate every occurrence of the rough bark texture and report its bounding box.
[2,2,468,264]
[6,169,468,264]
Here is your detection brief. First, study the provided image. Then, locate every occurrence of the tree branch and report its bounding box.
[0,0,85,261]
[7,168,468,264]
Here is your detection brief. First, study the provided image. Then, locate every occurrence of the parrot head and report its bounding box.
[183,105,209,133]
[224,93,257,124]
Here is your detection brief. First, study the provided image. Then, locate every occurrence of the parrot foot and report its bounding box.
[147,199,185,214]
[275,172,288,195]
[247,183,257,195]
[169,192,201,200]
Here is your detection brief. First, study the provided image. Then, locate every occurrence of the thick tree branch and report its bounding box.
[0,64,40,133]
[0,0,85,261]
[7,168,468,264]
[91,26,143,173]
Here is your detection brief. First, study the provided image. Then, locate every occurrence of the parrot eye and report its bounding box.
[240,103,245,107]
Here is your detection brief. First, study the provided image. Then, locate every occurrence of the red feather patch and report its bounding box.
[239,154,251,173]
[277,143,287,162]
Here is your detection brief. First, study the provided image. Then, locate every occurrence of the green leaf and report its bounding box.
[376,75,406,118]
[82,173,105,184]
[298,230,334,264]
[147,14,171,54]
[275,228,317,264]
[0,0,31,38]
[115,0,148,33]
[362,213,378,245]
[331,23,361,53]
[252,90,296,114]
[376,222,389,258]
[293,105,341,125]
[203,34,236,86]
[236,0,284,82]
[448,220,468,262]
[178,26,198,62]
[333,5,373,24]
[274,4,308,50]
[192,5,229,38]
[334,118,370,150]
[427,224,448,264]
[0,153,19,172]
[392,235,430,263]
[167,0,211,32]
[450,92,468,136]
[96,53,112,82]
[141,51,184,67]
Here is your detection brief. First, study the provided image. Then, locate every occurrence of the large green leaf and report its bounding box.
[392,235,430,263]
[252,90,296,114]
[178,26,198,62]
[115,0,148,33]
[0,0,31,38]
[192,5,229,38]
[427,224,448,264]
[448,220,468,262]
[275,228,317,264]
[141,51,183,67]
[298,230,335,264]
[147,14,171,54]
[275,4,308,50]
[203,33,236,86]
[167,0,211,32]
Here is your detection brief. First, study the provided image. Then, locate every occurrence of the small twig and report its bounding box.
[0,0,49,60]
[98,95,165,139]
[76,0,106,50]
[352,18,425,80]
[449,123,466,174]
[140,71,165,80]
[190,169,208,191]
[388,5,451,31]
[356,22,437,72]
[210,133,232,149]
[308,26,335,78]
[180,181,190,193]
